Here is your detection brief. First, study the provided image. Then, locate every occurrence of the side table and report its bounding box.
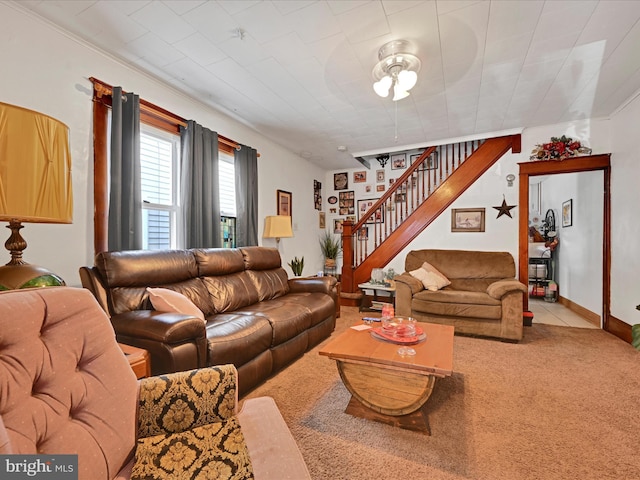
[119,343,150,379]
[357,282,396,312]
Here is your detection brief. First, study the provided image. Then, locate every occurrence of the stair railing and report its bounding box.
[344,139,484,269]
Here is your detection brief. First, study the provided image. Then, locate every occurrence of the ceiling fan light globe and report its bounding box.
[397,69,418,91]
[373,76,392,97]
[392,84,409,101]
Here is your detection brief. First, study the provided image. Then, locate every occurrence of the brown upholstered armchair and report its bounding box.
[0,287,310,479]
[395,249,527,341]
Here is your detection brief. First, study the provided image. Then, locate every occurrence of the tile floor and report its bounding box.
[528,298,599,329]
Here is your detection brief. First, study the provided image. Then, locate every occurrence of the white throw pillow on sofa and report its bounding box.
[409,263,451,291]
[146,287,205,322]
[421,261,451,288]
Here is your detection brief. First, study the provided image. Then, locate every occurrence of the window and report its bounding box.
[140,127,180,250]
[139,128,236,250]
[219,151,237,247]
[219,151,236,217]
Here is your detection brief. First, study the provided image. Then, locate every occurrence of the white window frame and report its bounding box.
[218,151,236,218]
[140,125,181,250]
[138,127,237,250]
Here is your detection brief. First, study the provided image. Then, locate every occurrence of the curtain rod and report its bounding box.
[90,77,247,153]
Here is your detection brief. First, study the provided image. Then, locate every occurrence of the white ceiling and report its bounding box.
[16,0,640,170]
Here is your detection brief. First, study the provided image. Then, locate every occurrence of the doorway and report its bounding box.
[518,154,611,332]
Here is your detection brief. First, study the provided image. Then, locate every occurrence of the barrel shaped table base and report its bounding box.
[337,360,437,434]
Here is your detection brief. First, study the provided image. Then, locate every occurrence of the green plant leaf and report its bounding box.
[632,323,640,351]
[319,231,342,259]
[287,256,304,276]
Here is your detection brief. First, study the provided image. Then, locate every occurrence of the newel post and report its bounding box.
[341,220,355,293]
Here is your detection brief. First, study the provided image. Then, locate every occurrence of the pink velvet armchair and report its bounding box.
[0,287,310,479]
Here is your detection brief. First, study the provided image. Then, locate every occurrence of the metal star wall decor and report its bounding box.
[493,196,516,219]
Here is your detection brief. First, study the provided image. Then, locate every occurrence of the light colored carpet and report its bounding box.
[243,307,640,480]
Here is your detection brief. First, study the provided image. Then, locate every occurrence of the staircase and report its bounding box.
[340,134,521,295]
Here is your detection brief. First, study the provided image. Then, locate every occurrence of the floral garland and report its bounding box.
[530,135,591,161]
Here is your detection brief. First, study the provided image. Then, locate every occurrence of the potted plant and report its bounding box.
[319,231,342,269]
[288,256,304,276]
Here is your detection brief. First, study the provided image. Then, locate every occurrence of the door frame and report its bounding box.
[518,154,611,331]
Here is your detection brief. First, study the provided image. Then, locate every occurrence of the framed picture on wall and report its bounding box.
[562,199,573,227]
[338,190,354,215]
[354,171,366,183]
[358,198,384,224]
[410,151,439,170]
[313,180,322,210]
[277,190,292,216]
[451,208,485,232]
[334,172,348,190]
[391,153,406,170]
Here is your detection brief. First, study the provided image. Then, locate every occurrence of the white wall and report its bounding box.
[610,92,640,325]
[325,118,611,278]
[387,150,523,275]
[325,117,617,320]
[0,4,327,284]
[539,172,604,320]
[325,144,525,276]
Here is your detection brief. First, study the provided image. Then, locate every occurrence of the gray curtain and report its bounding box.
[180,120,221,248]
[234,144,258,246]
[108,87,142,251]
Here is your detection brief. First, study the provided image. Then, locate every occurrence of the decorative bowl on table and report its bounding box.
[393,317,418,356]
[393,317,417,338]
[381,316,397,334]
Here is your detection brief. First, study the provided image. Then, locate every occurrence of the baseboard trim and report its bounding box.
[557,296,601,327]
[606,315,632,344]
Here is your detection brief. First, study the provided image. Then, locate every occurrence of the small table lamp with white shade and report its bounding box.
[0,102,73,290]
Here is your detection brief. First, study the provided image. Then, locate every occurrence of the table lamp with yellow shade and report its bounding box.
[0,102,72,290]
[263,215,293,245]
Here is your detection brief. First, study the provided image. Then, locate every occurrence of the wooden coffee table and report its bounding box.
[319,322,454,434]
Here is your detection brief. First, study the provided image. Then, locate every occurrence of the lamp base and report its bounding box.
[0,263,65,290]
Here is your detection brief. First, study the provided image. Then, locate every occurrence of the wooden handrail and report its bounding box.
[350,146,437,234]
[345,140,482,267]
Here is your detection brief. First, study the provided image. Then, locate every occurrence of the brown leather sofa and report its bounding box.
[0,287,311,479]
[395,249,527,341]
[80,246,337,395]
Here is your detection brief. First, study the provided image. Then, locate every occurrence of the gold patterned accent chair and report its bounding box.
[0,287,310,480]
